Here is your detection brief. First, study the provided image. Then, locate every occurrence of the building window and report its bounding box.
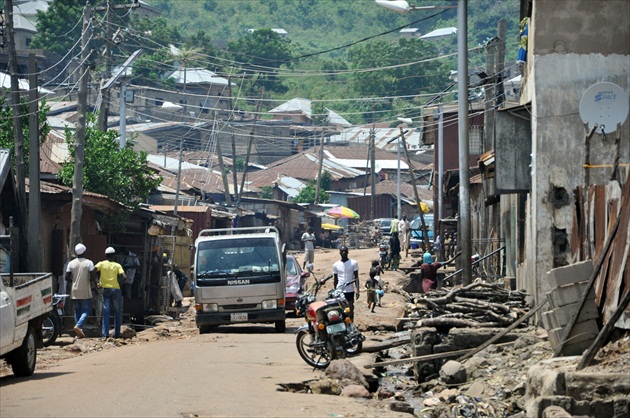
[26,38,32,46]
[469,125,484,155]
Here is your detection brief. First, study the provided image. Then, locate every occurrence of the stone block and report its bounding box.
[546,260,594,289]
[526,396,573,418]
[547,282,595,309]
[542,298,599,330]
[548,320,599,355]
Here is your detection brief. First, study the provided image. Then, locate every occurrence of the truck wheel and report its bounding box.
[10,326,37,377]
[274,320,286,333]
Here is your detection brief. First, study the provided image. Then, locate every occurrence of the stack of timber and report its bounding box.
[402,281,530,330]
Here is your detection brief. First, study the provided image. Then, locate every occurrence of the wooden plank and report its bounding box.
[555,175,629,356]
[364,341,515,369]
[578,288,630,370]
[456,299,547,362]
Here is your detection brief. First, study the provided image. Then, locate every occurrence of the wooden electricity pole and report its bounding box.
[69,3,92,255]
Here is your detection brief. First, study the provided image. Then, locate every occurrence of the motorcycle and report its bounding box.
[294,274,365,369]
[41,294,68,347]
[379,241,391,270]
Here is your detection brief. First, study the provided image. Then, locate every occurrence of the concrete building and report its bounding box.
[495,0,629,313]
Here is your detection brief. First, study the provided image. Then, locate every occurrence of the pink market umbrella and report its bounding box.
[326,206,360,219]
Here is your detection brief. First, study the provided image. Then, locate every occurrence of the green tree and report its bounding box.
[292,181,329,204]
[227,29,293,93]
[57,113,162,209]
[29,0,84,56]
[347,38,450,104]
[259,185,273,199]
[0,94,50,167]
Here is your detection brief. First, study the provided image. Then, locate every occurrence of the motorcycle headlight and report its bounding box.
[262,300,277,310]
[327,310,341,322]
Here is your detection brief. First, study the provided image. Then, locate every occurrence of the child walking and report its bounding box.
[366,260,384,312]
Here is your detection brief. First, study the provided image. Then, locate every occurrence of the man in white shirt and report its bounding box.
[332,245,360,320]
[301,227,316,269]
[399,215,410,255]
[65,243,96,338]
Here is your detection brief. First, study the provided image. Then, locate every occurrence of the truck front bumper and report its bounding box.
[195,309,285,327]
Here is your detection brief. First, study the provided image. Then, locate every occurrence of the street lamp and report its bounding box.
[377,0,472,284]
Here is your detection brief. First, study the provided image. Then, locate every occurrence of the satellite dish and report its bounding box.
[579,82,629,134]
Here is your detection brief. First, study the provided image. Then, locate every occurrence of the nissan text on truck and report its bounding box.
[193,227,286,333]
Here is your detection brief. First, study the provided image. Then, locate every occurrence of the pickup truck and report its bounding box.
[1,272,53,376]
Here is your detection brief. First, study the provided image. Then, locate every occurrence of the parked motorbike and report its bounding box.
[294,274,365,369]
[379,241,391,270]
[41,294,68,347]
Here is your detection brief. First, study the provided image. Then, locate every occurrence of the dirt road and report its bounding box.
[0,247,415,418]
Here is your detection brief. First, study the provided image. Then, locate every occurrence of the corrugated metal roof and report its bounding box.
[328,124,423,152]
[420,27,457,39]
[164,68,231,86]
[269,97,311,116]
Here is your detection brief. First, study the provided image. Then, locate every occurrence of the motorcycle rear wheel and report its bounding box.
[380,256,391,270]
[296,330,331,369]
[346,339,363,355]
[42,315,59,347]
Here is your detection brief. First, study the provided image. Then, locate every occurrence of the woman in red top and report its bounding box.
[420,251,460,293]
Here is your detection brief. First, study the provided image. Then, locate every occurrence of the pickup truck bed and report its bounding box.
[1,273,53,376]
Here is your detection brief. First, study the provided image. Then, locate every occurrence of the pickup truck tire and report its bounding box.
[274,320,286,333]
[9,326,37,377]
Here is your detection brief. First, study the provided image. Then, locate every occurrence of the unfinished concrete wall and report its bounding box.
[514,0,630,309]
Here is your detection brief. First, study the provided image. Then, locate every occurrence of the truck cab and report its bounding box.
[193,227,286,333]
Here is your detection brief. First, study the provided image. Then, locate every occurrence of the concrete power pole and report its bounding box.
[28,54,42,271]
[4,0,28,269]
[314,131,325,205]
[370,127,376,220]
[69,3,92,256]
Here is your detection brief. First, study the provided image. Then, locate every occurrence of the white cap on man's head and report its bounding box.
[105,247,116,254]
[75,243,86,255]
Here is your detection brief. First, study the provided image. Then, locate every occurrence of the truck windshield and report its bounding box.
[196,237,280,280]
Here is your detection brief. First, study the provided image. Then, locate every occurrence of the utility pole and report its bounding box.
[370,127,376,220]
[214,117,232,205]
[28,54,42,271]
[95,0,139,132]
[69,2,92,256]
[236,91,264,207]
[398,126,430,251]
[4,0,28,269]
[231,129,238,200]
[173,141,183,216]
[457,0,472,285]
[314,130,325,204]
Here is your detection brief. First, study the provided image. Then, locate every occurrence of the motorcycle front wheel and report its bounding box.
[295,330,331,369]
[41,315,59,347]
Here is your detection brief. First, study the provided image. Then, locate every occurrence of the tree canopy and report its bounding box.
[227,29,293,93]
[57,114,162,209]
[0,94,50,167]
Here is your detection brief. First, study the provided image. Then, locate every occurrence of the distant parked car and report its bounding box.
[409,214,434,250]
[285,255,310,312]
[375,218,395,236]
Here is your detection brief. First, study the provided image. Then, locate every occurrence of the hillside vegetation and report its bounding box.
[146,0,521,123]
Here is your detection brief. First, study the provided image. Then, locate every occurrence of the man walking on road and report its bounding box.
[96,247,125,339]
[332,245,360,320]
[301,227,316,269]
[65,243,96,338]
